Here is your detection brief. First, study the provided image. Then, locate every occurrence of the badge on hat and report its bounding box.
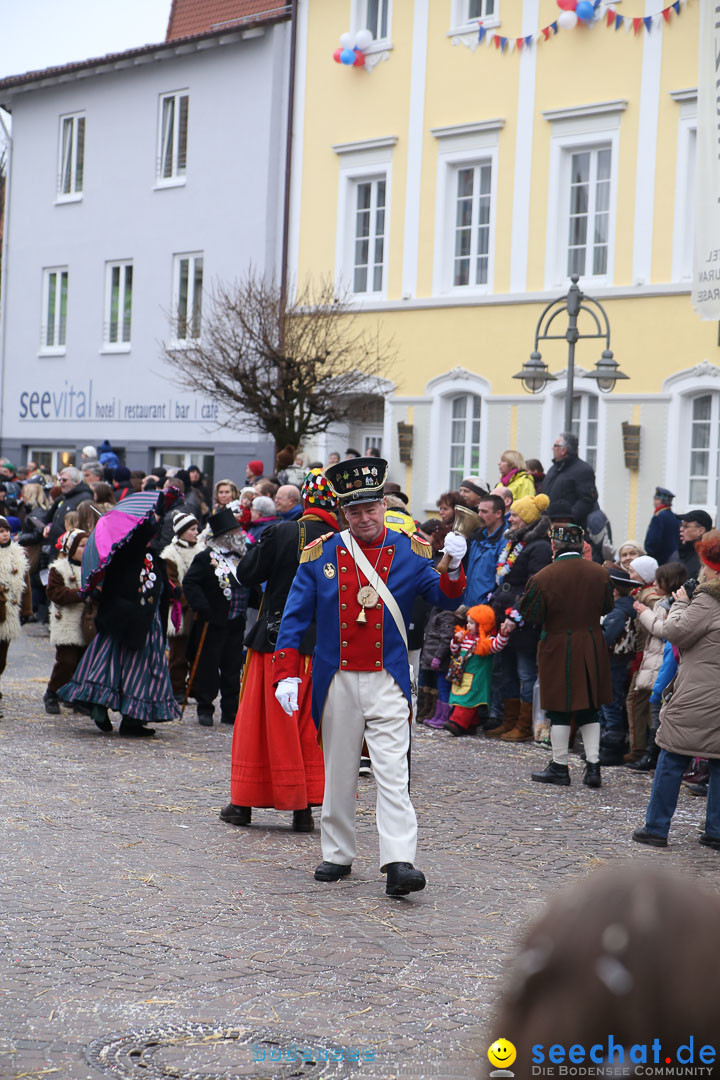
[325,456,389,504]
[550,522,584,544]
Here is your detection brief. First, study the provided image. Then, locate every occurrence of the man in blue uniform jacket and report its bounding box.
[272,457,466,897]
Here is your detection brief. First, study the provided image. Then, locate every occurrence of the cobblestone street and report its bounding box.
[2,626,719,1080]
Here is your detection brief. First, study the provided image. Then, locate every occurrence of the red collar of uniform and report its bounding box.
[654,503,672,514]
[300,508,339,531]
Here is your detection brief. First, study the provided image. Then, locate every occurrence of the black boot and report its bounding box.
[220,804,251,826]
[532,760,571,786]
[292,807,315,832]
[197,707,214,727]
[583,762,602,788]
[43,689,60,715]
[627,728,659,772]
[118,717,155,737]
[91,704,113,732]
[385,862,426,896]
[314,861,351,882]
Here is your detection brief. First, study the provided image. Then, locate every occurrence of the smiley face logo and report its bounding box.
[488,1039,517,1071]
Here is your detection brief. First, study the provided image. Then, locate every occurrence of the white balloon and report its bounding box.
[339,31,354,48]
[354,28,373,50]
[557,9,578,28]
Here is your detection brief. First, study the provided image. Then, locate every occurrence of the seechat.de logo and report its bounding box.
[488,1038,517,1077]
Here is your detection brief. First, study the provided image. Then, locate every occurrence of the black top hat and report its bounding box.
[325,457,389,505]
[550,522,584,544]
[608,566,633,587]
[208,508,240,537]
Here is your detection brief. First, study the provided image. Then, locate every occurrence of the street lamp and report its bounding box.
[513,275,628,432]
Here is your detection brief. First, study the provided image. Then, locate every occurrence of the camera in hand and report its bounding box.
[683,577,698,600]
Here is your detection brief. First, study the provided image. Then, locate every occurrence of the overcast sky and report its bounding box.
[0,0,171,79]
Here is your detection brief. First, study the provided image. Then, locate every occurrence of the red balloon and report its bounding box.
[333,48,342,63]
[352,49,366,66]
[557,0,577,8]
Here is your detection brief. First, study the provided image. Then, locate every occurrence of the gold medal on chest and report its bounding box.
[323,562,336,579]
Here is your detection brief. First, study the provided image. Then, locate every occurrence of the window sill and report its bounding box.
[38,347,66,358]
[448,18,501,36]
[100,344,131,355]
[154,177,187,191]
[54,194,83,205]
[441,285,493,298]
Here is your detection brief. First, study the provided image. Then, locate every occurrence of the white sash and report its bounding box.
[340,529,408,649]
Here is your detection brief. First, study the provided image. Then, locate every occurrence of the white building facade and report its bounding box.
[0,17,291,479]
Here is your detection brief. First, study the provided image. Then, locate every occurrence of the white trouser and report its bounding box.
[320,669,417,870]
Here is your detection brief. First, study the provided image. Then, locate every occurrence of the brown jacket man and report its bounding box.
[518,525,613,788]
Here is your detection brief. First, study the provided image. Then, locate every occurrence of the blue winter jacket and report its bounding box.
[465,521,507,606]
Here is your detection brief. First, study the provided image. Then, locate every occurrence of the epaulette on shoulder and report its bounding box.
[410,533,432,559]
[300,531,335,563]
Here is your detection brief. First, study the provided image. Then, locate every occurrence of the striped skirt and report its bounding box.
[58,608,180,723]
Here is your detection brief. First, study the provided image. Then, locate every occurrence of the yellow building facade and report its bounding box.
[289,0,715,538]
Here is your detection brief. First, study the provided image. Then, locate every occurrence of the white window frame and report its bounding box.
[540,381,606,501]
[172,252,204,344]
[351,0,393,50]
[671,91,697,283]
[154,449,214,474]
[425,368,491,508]
[27,447,77,473]
[334,137,396,302]
[449,0,501,33]
[663,364,720,519]
[544,102,625,290]
[40,267,68,356]
[432,121,502,297]
[156,89,189,188]
[103,261,133,352]
[56,112,85,203]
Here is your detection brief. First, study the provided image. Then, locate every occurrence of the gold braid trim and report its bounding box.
[411,535,432,559]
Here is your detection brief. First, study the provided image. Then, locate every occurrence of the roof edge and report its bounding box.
[0,9,291,99]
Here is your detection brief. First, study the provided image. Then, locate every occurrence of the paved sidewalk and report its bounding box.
[1,626,718,1080]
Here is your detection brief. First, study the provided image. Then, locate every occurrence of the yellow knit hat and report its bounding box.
[511,492,550,524]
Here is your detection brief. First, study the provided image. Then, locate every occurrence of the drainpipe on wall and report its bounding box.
[279,0,298,327]
[0,108,12,454]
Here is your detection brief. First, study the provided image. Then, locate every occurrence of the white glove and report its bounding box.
[275,677,301,716]
[442,532,467,570]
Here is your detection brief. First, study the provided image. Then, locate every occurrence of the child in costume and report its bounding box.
[444,604,509,736]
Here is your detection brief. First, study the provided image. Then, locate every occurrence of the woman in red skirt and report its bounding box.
[220,472,339,830]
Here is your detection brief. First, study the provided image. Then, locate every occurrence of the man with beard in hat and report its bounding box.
[182,509,249,727]
[514,522,613,789]
[271,457,466,896]
[220,471,340,832]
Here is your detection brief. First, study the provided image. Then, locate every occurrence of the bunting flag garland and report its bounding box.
[475,0,690,52]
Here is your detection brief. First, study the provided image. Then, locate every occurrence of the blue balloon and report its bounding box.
[576,0,594,19]
[340,48,355,64]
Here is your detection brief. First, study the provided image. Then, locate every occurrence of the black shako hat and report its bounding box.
[208,508,240,538]
[325,456,389,505]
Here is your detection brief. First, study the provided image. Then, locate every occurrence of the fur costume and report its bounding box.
[48,557,86,647]
[160,538,203,637]
[0,542,31,643]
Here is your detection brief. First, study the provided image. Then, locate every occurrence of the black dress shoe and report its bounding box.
[632,827,667,848]
[91,705,113,733]
[197,711,214,727]
[292,807,315,832]
[699,833,720,850]
[314,861,351,882]
[220,803,251,826]
[583,762,602,788]
[385,862,426,896]
[532,761,571,786]
[685,781,709,797]
[118,717,155,737]
[443,720,470,737]
[43,690,60,715]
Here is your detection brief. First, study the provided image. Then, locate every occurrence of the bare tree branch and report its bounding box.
[162,272,395,454]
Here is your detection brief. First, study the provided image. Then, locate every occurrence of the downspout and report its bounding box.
[0,108,12,456]
[277,0,298,457]
[279,0,298,329]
